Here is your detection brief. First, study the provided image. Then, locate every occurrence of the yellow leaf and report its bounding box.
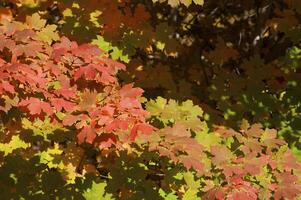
[37,24,60,44]
[26,13,46,30]
[0,135,30,156]
[193,0,204,5]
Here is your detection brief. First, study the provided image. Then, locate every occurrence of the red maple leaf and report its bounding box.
[128,123,154,141]
[19,97,53,115]
[120,83,144,99]
[0,81,15,94]
[51,98,76,112]
[77,124,97,144]
[62,115,79,126]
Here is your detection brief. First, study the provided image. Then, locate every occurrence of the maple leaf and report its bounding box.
[55,36,78,49]
[274,172,301,200]
[167,123,191,137]
[72,44,103,62]
[19,97,53,115]
[78,90,97,111]
[129,123,154,141]
[211,145,233,166]
[74,64,106,82]
[105,119,129,132]
[97,134,117,149]
[77,125,97,144]
[0,38,16,52]
[37,24,59,44]
[62,115,79,126]
[92,35,129,63]
[26,13,46,31]
[0,135,30,156]
[0,81,15,94]
[55,87,76,100]
[0,95,19,112]
[180,156,204,174]
[51,98,76,112]
[14,42,43,57]
[13,29,36,41]
[120,84,144,99]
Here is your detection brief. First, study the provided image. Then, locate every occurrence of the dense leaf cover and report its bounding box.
[0,0,301,199]
[2,0,301,144]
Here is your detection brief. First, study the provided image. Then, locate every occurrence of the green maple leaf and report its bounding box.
[182,188,199,200]
[39,143,64,169]
[92,35,130,63]
[180,100,203,119]
[110,47,130,63]
[92,35,111,52]
[22,117,66,139]
[146,97,204,128]
[83,181,113,200]
[195,132,221,151]
[159,189,178,200]
[146,96,167,116]
[0,135,30,156]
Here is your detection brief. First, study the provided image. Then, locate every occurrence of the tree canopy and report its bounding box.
[0,0,301,199]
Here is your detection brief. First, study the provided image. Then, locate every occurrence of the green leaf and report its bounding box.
[159,189,178,200]
[0,135,30,156]
[292,146,301,163]
[195,131,221,151]
[83,181,113,200]
[92,35,130,63]
[38,143,64,169]
[183,172,201,190]
[22,117,66,139]
[182,188,199,200]
[92,35,111,52]
[146,96,167,116]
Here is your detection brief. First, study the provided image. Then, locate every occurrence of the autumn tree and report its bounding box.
[0,0,301,199]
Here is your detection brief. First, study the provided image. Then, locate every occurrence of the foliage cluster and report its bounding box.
[0,0,301,199]
[2,0,301,142]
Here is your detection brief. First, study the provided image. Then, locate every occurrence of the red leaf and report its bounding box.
[77,125,97,144]
[180,156,204,175]
[274,172,301,200]
[62,115,79,126]
[51,98,76,112]
[97,134,117,149]
[0,81,15,93]
[120,83,144,98]
[105,119,129,132]
[55,87,76,99]
[129,123,154,141]
[72,44,103,61]
[19,97,53,115]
